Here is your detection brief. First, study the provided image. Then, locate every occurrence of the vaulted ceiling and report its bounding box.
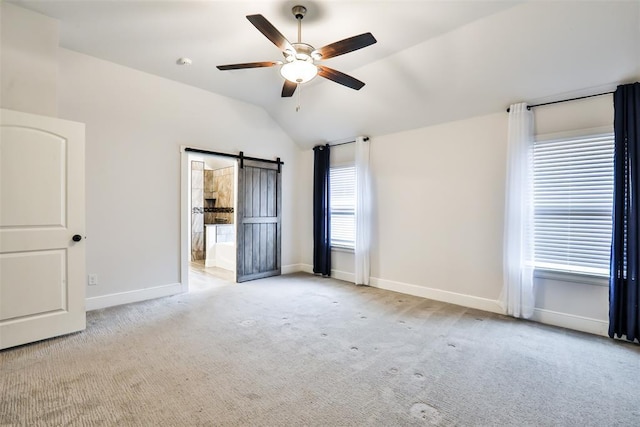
[10,0,640,149]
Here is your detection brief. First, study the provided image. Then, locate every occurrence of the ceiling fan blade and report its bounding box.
[282,80,297,97]
[315,32,377,60]
[317,66,365,90]
[217,61,279,71]
[246,14,295,53]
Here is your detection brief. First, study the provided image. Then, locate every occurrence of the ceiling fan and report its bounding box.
[216,5,377,98]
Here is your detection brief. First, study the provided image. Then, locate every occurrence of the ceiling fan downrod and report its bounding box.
[292,5,306,43]
[292,4,308,112]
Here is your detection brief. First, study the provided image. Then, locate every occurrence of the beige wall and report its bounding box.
[0,3,59,116]
[2,2,626,331]
[3,3,300,307]
[57,48,301,300]
[370,113,507,301]
[529,95,613,332]
[298,112,506,312]
[299,95,615,335]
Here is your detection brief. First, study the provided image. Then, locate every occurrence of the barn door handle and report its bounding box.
[72,234,83,242]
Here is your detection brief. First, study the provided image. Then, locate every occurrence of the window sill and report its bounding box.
[534,269,608,287]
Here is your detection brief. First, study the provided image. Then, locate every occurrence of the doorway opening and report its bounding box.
[187,152,238,288]
[181,147,283,292]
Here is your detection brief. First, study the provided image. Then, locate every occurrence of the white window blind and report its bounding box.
[330,166,356,249]
[532,134,614,277]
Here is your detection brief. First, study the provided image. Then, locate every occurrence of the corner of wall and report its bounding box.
[0,2,59,117]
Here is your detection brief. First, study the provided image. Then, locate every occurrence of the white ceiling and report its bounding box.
[10,0,640,149]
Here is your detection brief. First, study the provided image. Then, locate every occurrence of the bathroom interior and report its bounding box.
[190,155,237,282]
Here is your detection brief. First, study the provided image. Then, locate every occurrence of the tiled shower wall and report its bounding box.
[204,166,235,225]
[191,161,204,261]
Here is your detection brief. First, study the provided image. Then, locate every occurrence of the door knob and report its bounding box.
[72,234,83,242]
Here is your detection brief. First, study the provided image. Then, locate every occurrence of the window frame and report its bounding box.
[531,126,614,286]
[329,163,356,251]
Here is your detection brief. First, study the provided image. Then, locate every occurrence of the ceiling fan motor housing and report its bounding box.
[280,42,318,83]
[286,43,315,61]
[292,5,307,20]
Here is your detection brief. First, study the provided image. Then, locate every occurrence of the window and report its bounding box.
[532,133,614,277]
[330,165,356,249]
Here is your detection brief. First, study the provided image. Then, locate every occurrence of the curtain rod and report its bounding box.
[328,136,370,147]
[506,90,614,113]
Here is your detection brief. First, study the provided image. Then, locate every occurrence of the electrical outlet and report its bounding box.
[88,274,98,286]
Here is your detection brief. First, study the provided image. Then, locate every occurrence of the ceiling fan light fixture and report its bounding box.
[280,59,317,84]
[217,8,377,98]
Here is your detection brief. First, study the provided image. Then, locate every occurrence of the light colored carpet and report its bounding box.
[1,272,639,426]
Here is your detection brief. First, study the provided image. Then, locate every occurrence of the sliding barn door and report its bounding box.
[236,159,281,282]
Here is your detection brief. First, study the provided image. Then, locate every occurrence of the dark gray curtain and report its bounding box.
[609,82,640,343]
[313,144,331,275]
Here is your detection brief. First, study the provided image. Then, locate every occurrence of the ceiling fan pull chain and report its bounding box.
[296,83,301,112]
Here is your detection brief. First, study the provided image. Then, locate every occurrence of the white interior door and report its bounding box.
[0,109,86,350]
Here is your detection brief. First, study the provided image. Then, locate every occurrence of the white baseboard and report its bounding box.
[332,269,354,283]
[89,267,608,338]
[296,264,609,337]
[369,276,504,314]
[281,264,304,275]
[364,277,609,336]
[297,264,354,282]
[299,264,500,312]
[86,283,183,311]
[531,308,609,337]
[205,259,235,271]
